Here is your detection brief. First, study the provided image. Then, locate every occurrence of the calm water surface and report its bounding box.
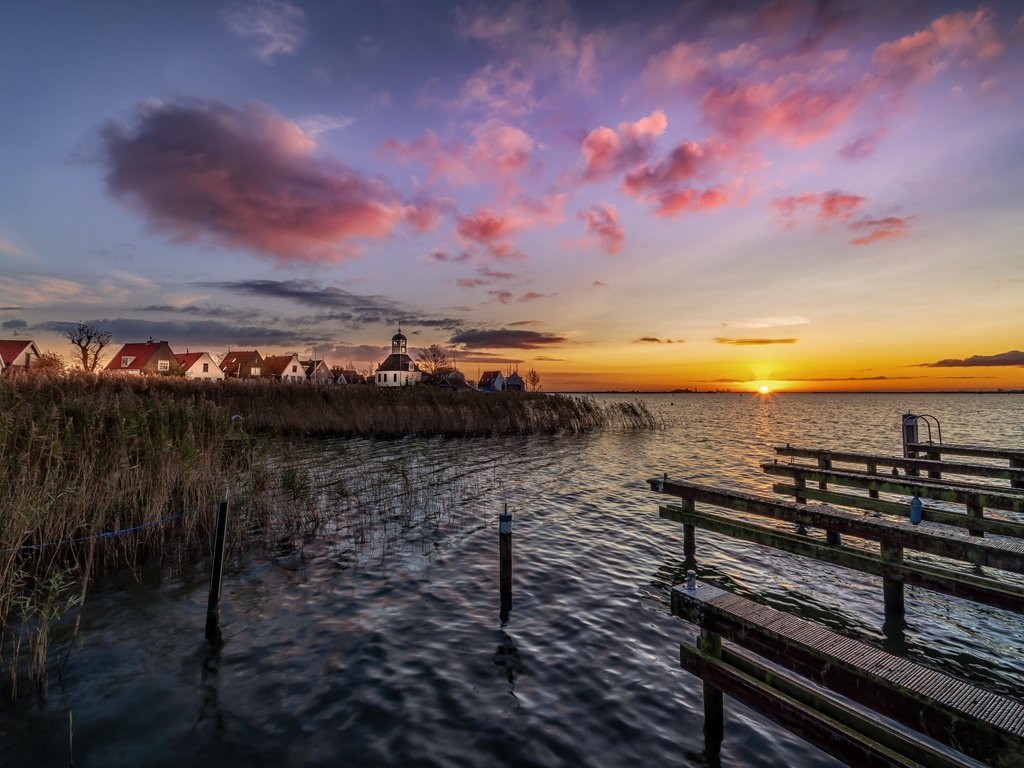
[3,393,1023,767]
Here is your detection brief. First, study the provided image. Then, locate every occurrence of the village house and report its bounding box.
[302,359,333,384]
[374,328,422,387]
[0,339,41,373]
[219,350,265,380]
[478,370,505,392]
[437,370,476,391]
[264,353,306,383]
[105,340,181,375]
[175,351,224,380]
[505,371,525,392]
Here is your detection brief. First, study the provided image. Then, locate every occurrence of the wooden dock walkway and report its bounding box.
[646,417,1024,767]
[674,581,1024,768]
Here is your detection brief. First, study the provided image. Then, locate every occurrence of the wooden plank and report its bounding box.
[771,482,1024,539]
[761,462,1024,514]
[775,445,1024,486]
[658,504,1024,613]
[907,443,1024,463]
[708,643,978,768]
[650,478,1024,573]
[673,582,1024,768]
[679,647,950,765]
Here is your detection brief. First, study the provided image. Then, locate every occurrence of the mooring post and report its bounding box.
[1011,458,1024,490]
[206,498,229,646]
[816,457,842,545]
[966,500,985,538]
[699,625,724,756]
[867,463,880,499]
[880,541,905,617]
[499,504,513,623]
[682,498,697,561]
[902,414,920,477]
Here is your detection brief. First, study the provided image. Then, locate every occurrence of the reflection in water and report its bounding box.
[492,630,522,706]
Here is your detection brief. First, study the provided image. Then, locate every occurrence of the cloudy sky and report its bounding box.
[1,0,1022,390]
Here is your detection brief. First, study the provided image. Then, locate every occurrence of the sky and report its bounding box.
[1,0,1022,392]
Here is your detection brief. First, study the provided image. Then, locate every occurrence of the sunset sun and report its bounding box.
[759,385,771,394]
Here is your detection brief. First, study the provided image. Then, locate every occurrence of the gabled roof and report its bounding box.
[506,372,524,384]
[106,342,165,371]
[341,369,365,384]
[263,354,300,376]
[220,350,260,375]
[301,359,329,375]
[479,370,503,387]
[174,352,216,371]
[0,339,39,366]
[376,353,419,372]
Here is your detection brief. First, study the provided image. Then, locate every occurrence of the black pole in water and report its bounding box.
[206,499,229,646]
[499,505,513,623]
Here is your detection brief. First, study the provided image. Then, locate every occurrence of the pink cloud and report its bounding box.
[101,100,414,263]
[384,124,534,188]
[457,277,488,288]
[872,9,1003,85]
[839,127,888,159]
[818,192,865,222]
[488,289,514,304]
[642,42,710,89]
[456,207,522,243]
[518,291,545,302]
[578,204,624,254]
[655,187,730,217]
[581,110,667,180]
[849,216,911,245]
[701,78,861,148]
[458,61,535,117]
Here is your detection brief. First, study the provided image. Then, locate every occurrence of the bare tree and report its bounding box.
[525,368,541,392]
[66,322,112,371]
[417,344,455,377]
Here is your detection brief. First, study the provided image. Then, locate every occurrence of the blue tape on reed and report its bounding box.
[0,508,198,554]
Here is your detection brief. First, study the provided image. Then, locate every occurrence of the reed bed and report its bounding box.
[0,373,656,698]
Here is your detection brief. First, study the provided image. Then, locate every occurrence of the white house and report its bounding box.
[265,353,307,383]
[478,370,505,392]
[175,352,224,380]
[374,328,422,387]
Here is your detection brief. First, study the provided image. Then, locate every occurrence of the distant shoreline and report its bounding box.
[555,390,1024,395]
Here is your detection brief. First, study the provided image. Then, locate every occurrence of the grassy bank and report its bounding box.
[0,373,656,696]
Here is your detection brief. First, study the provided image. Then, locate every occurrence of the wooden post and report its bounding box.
[902,414,920,477]
[816,458,842,545]
[880,542,904,617]
[499,506,513,623]
[1011,458,1023,490]
[206,499,229,646]
[926,450,942,480]
[682,498,696,561]
[867,463,879,499]
[966,500,985,538]
[699,627,724,757]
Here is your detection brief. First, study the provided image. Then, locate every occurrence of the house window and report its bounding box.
[393,373,398,382]
[291,365,297,373]
[121,356,133,367]
[251,367,261,376]
[202,363,209,373]
[158,360,169,372]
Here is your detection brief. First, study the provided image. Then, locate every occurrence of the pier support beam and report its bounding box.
[880,542,904,618]
[699,627,724,758]
[499,506,513,624]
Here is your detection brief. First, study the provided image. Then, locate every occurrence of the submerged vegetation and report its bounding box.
[0,373,657,697]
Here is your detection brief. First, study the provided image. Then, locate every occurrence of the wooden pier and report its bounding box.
[648,420,1024,767]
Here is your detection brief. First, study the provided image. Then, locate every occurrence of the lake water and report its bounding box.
[2,393,1023,767]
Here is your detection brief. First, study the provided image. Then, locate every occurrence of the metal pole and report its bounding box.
[499,505,513,623]
[902,414,920,476]
[206,499,229,645]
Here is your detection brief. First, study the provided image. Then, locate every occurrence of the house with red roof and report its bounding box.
[105,340,181,375]
[0,339,41,374]
[175,351,223,380]
[219,350,265,380]
[264,353,306,383]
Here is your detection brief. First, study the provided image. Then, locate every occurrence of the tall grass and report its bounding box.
[0,373,656,697]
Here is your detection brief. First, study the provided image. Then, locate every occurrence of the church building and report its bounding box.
[374,327,422,387]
